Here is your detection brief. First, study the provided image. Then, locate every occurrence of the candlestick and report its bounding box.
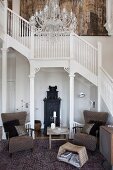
[53,111,56,117]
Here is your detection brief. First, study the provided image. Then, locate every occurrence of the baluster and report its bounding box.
[85,43,87,69]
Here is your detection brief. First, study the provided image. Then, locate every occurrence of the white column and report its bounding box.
[97,42,102,111]
[69,73,75,138]
[29,73,35,130]
[1,47,8,113]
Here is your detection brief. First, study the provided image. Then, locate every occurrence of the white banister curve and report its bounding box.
[100,67,113,114]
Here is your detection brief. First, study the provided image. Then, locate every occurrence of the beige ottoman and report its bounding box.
[57,142,88,168]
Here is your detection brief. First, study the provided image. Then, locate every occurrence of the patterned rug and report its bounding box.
[0,139,105,170]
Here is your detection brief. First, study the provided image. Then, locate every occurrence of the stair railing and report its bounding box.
[72,33,98,75]
[0,0,4,32]
[7,8,31,49]
[4,4,98,64]
[34,31,70,59]
[100,67,113,113]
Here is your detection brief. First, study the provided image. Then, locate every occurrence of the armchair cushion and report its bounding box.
[15,125,27,136]
[3,119,20,138]
[74,133,97,151]
[9,136,33,153]
[81,123,94,134]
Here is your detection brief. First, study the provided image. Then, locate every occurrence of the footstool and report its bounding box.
[57,142,88,168]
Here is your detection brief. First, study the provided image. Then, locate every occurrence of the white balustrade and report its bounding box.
[0,0,4,32]
[72,33,98,75]
[5,7,98,66]
[0,6,98,73]
[100,67,113,114]
[34,32,70,59]
[7,8,31,48]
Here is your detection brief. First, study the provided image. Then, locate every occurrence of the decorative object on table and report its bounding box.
[51,123,55,129]
[43,86,61,135]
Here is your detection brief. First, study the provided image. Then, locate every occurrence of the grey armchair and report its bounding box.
[73,110,108,151]
[1,111,33,155]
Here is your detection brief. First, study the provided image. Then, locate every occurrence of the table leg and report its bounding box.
[66,134,68,141]
[49,134,51,149]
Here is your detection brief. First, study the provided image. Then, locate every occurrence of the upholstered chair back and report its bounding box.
[83,110,108,124]
[1,112,27,125]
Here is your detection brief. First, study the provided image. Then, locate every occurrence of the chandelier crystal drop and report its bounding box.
[29,0,77,34]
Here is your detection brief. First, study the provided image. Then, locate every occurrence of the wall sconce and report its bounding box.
[79,92,85,98]
[79,92,95,108]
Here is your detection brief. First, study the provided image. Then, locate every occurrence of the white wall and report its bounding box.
[74,74,97,124]
[83,36,113,78]
[35,68,69,128]
[15,52,30,116]
[100,97,113,124]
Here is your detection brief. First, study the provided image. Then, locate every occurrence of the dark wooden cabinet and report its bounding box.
[43,86,61,134]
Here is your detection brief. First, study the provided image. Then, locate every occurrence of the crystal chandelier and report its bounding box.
[29,0,77,34]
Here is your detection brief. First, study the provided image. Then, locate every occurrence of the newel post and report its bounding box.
[97,42,102,111]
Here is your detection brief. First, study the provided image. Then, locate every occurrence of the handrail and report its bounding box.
[7,7,31,49]
[100,67,113,83]
[7,8,30,25]
[72,32,98,51]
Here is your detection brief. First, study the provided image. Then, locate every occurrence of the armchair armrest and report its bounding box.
[73,121,84,133]
[25,123,33,137]
[6,132,9,140]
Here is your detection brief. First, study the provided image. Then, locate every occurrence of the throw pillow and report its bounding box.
[3,119,20,139]
[15,125,27,136]
[89,121,105,137]
[81,123,94,134]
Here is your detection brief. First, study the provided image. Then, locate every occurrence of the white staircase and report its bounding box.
[100,67,113,114]
[0,1,113,119]
[0,0,4,39]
